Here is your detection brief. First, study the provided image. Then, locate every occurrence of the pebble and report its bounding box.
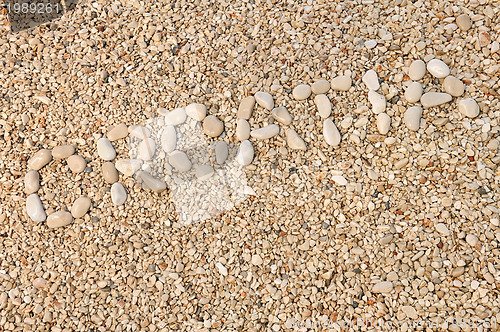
[137,138,156,161]
[435,223,450,235]
[376,113,391,135]
[372,281,393,293]
[138,171,167,192]
[237,96,255,119]
[71,197,91,218]
[251,254,263,265]
[202,115,224,137]
[52,145,75,159]
[456,14,472,31]
[128,125,151,139]
[32,277,47,290]
[323,119,341,147]
[26,194,46,222]
[362,70,380,90]
[271,107,292,125]
[458,98,480,118]
[404,82,423,103]
[443,76,465,97]
[332,175,347,185]
[164,108,187,126]
[236,140,254,166]
[236,119,251,141]
[28,149,52,170]
[408,60,426,80]
[161,125,176,153]
[46,211,73,229]
[426,59,450,78]
[254,91,274,110]
[185,103,207,121]
[111,183,127,206]
[404,106,423,131]
[250,124,280,140]
[215,262,228,276]
[330,75,351,91]
[292,84,311,100]
[115,159,142,176]
[364,39,377,49]
[420,92,452,108]
[96,138,116,161]
[24,170,39,194]
[314,94,332,119]
[102,162,119,184]
[107,123,129,141]
[466,234,479,247]
[168,151,192,172]
[451,266,465,278]
[310,80,330,94]
[285,129,306,150]
[215,141,228,165]
[368,90,386,114]
[67,155,87,173]
[402,306,418,320]
[195,165,214,180]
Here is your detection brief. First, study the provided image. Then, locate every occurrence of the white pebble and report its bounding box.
[330,76,351,91]
[250,124,280,140]
[236,119,250,141]
[458,98,480,118]
[161,125,176,153]
[168,151,192,172]
[271,107,292,125]
[362,70,380,91]
[404,106,423,131]
[71,197,91,219]
[435,223,450,235]
[376,113,391,135]
[408,60,426,80]
[254,91,274,110]
[128,125,151,139]
[368,90,386,114]
[67,155,87,173]
[443,76,465,97]
[202,115,224,137]
[314,94,331,119]
[215,141,228,165]
[46,211,73,229]
[311,80,330,94]
[24,171,39,194]
[364,39,377,49]
[372,281,393,293]
[164,108,187,125]
[138,171,166,192]
[185,103,207,121]
[420,92,452,108]
[215,262,228,276]
[107,123,128,141]
[286,129,306,150]
[28,149,52,170]
[332,175,347,185]
[323,119,341,147]
[52,145,75,159]
[195,165,214,181]
[237,96,255,119]
[26,194,46,222]
[97,138,116,161]
[427,59,450,78]
[236,140,254,166]
[111,183,127,206]
[404,82,423,103]
[292,84,311,100]
[137,138,156,161]
[115,159,142,176]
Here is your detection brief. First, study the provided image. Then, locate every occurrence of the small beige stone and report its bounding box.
[67,155,86,173]
[402,306,418,319]
[292,84,311,100]
[443,76,464,97]
[251,254,263,265]
[203,115,224,137]
[238,96,255,119]
[372,281,393,293]
[311,80,330,94]
[314,94,332,119]
[28,149,52,170]
[330,76,352,91]
[236,119,251,141]
[71,197,91,219]
[285,129,306,150]
[24,170,40,194]
[456,14,471,31]
[107,123,129,141]
[408,60,426,80]
[52,145,75,159]
[46,211,73,229]
[271,106,292,125]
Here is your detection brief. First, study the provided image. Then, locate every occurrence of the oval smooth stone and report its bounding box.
[314,94,331,119]
[52,145,75,159]
[164,108,187,125]
[46,211,73,229]
[107,123,129,141]
[115,159,142,176]
[67,155,86,173]
[292,84,311,100]
[368,90,386,114]
[28,149,52,170]
[161,125,176,153]
[271,107,292,125]
[408,60,426,80]
[203,115,224,137]
[111,183,127,206]
[323,119,341,147]
[362,70,380,90]
[195,165,214,180]
[311,80,330,94]
[138,171,166,192]
[250,124,280,140]
[404,106,423,131]
[26,194,46,222]
[420,92,452,108]
[458,98,480,118]
[215,141,228,165]
[443,76,464,97]
[102,162,119,184]
[254,92,274,110]
[168,151,192,172]
[137,138,156,161]
[286,129,306,150]
[185,103,207,121]
[404,82,423,103]
[426,59,450,78]
[24,170,40,194]
[71,197,91,218]
[330,76,352,91]
[128,125,151,139]
[237,96,255,119]
[236,140,254,166]
[236,119,250,141]
[96,138,116,161]
[376,113,391,135]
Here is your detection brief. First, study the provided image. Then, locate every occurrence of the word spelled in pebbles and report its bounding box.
[323,119,341,147]
[286,129,306,150]
[271,107,292,125]
[128,125,151,139]
[169,151,192,172]
[26,194,46,222]
[195,165,214,180]
[67,155,86,173]
[161,125,177,153]
[111,183,127,206]
[372,281,394,293]
[408,60,426,80]
[314,94,332,119]
[404,106,423,131]
[368,90,386,114]
[236,119,251,141]
[215,141,228,165]
[254,91,274,110]
[362,70,380,90]
[330,75,351,91]
[237,96,255,119]
[164,108,187,125]
[185,103,207,121]
[102,162,119,184]
[426,59,450,78]
[46,211,73,229]
[24,171,40,194]
[236,140,254,166]
[443,76,465,97]
[52,145,75,159]
[97,138,116,161]
[138,171,166,192]
[458,98,480,118]
[404,82,423,103]
[311,79,330,94]
[420,92,452,108]
[203,115,224,137]
[71,197,91,219]
[292,84,311,100]
[250,124,280,140]
[376,113,391,135]
[107,123,129,141]
[137,138,156,161]
[28,149,52,170]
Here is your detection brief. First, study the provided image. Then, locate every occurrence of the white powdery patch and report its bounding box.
[127,115,248,225]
